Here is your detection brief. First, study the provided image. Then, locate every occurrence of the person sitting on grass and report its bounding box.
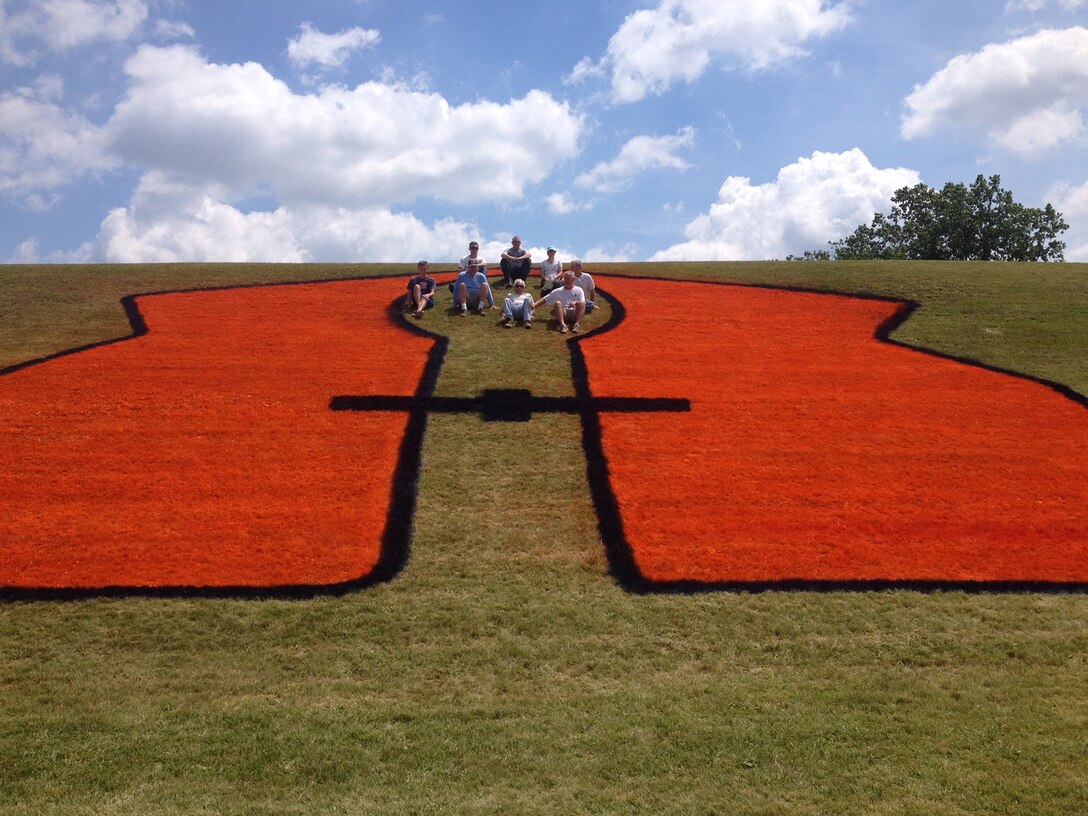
[500,235,532,288]
[533,271,586,334]
[404,260,436,317]
[540,246,562,294]
[449,241,495,312]
[570,259,596,313]
[453,259,494,315]
[502,279,535,329]
[458,240,487,276]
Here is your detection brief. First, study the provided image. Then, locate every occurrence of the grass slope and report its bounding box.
[2,261,1087,815]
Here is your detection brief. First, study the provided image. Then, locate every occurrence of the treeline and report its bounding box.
[793,174,1068,262]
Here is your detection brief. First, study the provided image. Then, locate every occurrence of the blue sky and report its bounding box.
[2,0,1087,264]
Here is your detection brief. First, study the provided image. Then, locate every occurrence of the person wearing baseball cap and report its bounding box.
[451,241,495,315]
[540,245,562,295]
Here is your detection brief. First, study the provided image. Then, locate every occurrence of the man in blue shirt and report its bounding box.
[452,243,495,315]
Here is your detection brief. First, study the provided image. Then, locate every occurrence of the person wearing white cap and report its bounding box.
[539,245,562,295]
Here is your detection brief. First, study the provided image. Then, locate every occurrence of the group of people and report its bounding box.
[404,237,597,334]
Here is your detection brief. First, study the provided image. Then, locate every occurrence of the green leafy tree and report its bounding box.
[785,249,832,261]
[830,175,1068,262]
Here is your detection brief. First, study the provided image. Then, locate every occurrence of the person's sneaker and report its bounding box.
[524,321,532,329]
[460,306,468,316]
[503,317,513,328]
[477,304,486,314]
[572,323,581,333]
[560,324,569,334]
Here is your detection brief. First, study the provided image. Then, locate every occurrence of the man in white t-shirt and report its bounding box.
[570,259,596,313]
[458,241,487,275]
[534,271,586,334]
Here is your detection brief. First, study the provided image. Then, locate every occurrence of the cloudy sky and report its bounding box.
[2,0,1087,264]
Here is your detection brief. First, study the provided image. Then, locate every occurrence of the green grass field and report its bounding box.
[2,261,1086,815]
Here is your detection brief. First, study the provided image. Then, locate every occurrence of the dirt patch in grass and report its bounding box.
[580,278,1088,589]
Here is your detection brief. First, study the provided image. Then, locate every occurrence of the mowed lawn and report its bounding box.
[1,261,1086,815]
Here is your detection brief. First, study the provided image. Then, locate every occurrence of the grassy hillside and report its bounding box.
[1,261,1086,815]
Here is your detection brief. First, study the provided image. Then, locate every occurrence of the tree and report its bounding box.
[785,249,832,261]
[829,175,1068,262]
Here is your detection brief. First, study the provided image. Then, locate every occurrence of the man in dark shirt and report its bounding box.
[500,235,532,288]
[405,260,437,317]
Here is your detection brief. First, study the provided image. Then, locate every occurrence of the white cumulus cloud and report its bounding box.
[287,22,380,69]
[1047,178,1088,260]
[582,244,636,262]
[902,27,1088,158]
[564,56,604,86]
[651,148,920,260]
[0,87,117,198]
[14,44,584,261]
[85,170,480,263]
[104,45,583,208]
[992,103,1084,154]
[576,126,695,192]
[1006,0,1085,11]
[571,0,852,103]
[154,19,195,41]
[1,0,147,64]
[545,192,594,214]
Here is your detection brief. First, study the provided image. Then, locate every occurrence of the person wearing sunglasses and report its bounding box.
[450,241,495,314]
[501,279,535,329]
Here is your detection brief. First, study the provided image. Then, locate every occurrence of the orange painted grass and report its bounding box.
[1,279,432,591]
[582,278,1088,586]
